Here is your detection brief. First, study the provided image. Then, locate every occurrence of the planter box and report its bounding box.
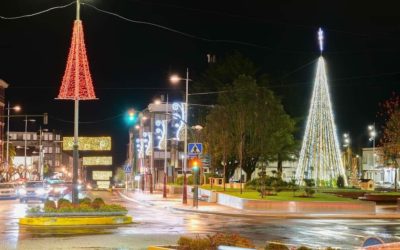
[26,211,127,217]
[19,215,132,226]
[215,192,376,214]
[148,246,178,250]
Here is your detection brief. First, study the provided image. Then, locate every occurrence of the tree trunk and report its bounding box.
[277,153,283,177]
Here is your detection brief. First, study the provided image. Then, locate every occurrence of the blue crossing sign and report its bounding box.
[124,165,132,173]
[188,143,203,156]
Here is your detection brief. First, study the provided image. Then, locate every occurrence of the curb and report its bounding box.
[117,191,400,219]
[19,215,132,226]
[171,206,400,219]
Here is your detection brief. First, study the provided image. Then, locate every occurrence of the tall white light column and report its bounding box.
[296,28,347,186]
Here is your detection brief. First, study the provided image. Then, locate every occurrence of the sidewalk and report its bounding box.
[117,190,400,219]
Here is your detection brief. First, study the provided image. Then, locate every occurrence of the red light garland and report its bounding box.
[57,20,96,100]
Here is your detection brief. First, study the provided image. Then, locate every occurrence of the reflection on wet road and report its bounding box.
[1,192,400,249]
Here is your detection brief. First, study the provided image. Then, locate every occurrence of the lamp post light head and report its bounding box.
[13,105,21,112]
[170,75,181,84]
[154,99,162,105]
[135,125,140,130]
[368,125,374,131]
[370,130,376,138]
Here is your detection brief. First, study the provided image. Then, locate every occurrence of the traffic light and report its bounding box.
[125,109,137,124]
[190,158,200,172]
[128,110,135,121]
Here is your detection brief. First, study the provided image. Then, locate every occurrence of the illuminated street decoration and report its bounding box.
[155,119,166,150]
[57,20,96,100]
[143,132,152,156]
[296,28,347,186]
[136,138,144,159]
[172,102,185,141]
[63,137,111,151]
[83,156,112,166]
[92,171,112,180]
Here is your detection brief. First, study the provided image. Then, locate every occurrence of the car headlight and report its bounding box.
[19,189,26,195]
[36,188,45,195]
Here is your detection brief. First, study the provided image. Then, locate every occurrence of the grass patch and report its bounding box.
[201,185,359,202]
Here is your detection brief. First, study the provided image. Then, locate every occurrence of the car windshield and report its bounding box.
[25,182,44,188]
[0,184,14,189]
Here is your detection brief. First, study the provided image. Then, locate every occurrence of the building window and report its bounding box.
[44,133,49,140]
[56,134,60,141]
[33,134,37,140]
[56,147,60,153]
[48,147,53,153]
[49,134,53,141]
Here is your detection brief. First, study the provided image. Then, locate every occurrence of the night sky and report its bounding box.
[1,0,400,165]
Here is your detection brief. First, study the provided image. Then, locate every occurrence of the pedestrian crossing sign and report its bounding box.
[188,143,202,156]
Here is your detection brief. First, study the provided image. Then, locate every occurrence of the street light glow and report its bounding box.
[13,105,21,112]
[170,74,181,84]
[154,99,161,105]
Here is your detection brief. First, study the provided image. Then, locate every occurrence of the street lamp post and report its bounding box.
[368,124,376,179]
[170,68,190,205]
[5,103,20,178]
[24,116,36,179]
[162,96,169,198]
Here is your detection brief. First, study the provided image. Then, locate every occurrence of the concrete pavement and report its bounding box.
[118,189,400,219]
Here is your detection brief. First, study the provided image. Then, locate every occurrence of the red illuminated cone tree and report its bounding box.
[57,0,96,204]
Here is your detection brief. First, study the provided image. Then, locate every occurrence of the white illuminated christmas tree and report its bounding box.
[296,28,347,186]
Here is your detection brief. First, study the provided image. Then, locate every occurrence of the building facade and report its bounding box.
[362,147,399,186]
[9,130,62,179]
[0,79,8,165]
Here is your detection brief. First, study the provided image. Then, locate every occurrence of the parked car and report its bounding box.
[19,181,49,203]
[0,183,17,200]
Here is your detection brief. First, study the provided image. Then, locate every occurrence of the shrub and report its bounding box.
[337,175,345,188]
[77,203,95,212]
[297,246,312,250]
[28,206,41,213]
[57,198,71,208]
[177,235,211,250]
[245,179,258,190]
[98,204,128,212]
[210,233,255,249]
[91,198,105,208]
[265,242,289,250]
[79,197,92,206]
[175,176,193,185]
[44,200,56,210]
[303,179,315,197]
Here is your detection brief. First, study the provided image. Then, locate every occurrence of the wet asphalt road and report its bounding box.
[0,191,400,249]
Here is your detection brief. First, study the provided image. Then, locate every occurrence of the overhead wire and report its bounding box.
[0,1,75,20]
[81,2,310,53]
